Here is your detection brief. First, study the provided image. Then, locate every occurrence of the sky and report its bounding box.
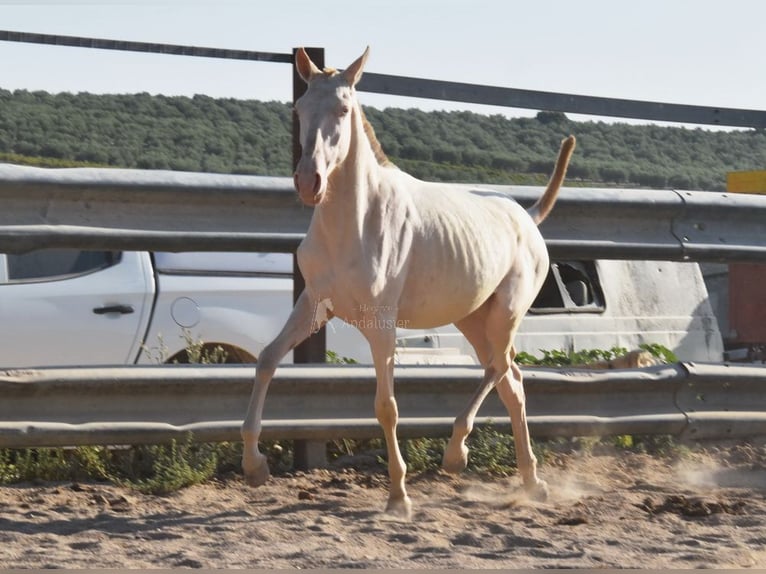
[0,0,763,127]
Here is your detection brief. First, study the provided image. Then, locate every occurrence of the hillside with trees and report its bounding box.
[0,88,764,191]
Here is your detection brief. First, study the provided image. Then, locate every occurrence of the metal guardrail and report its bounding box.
[2,164,766,262]
[1,363,765,448]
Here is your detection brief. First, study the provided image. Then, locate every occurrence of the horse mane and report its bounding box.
[359,107,395,168]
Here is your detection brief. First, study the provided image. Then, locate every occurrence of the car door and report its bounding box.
[0,250,154,368]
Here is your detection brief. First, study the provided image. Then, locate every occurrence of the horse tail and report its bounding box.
[527,135,576,225]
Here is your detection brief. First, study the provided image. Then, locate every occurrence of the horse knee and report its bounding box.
[375,395,399,427]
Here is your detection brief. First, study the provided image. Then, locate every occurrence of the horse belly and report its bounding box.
[396,257,504,329]
[396,194,523,328]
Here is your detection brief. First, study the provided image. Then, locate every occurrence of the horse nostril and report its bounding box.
[313,173,322,197]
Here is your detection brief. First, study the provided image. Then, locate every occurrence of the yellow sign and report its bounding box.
[727,170,766,194]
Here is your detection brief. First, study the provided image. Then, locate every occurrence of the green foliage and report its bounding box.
[0,88,764,190]
[401,437,446,473]
[639,342,678,363]
[113,436,218,495]
[180,331,229,364]
[325,350,358,364]
[141,329,229,364]
[613,434,635,449]
[628,434,690,457]
[0,446,112,483]
[0,439,248,495]
[535,434,690,463]
[516,346,629,366]
[465,425,518,477]
[516,343,676,366]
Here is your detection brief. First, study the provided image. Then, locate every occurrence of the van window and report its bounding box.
[530,261,605,313]
[6,250,120,282]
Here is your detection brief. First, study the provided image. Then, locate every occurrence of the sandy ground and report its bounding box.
[1,441,766,569]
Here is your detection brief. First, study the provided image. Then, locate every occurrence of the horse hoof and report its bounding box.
[385,496,413,520]
[441,443,468,474]
[243,461,271,488]
[526,478,549,502]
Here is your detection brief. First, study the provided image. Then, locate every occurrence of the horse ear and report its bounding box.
[343,46,370,87]
[296,47,322,83]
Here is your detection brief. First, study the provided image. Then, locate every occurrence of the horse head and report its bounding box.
[293,47,369,206]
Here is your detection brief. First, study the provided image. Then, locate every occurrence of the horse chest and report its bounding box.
[297,239,392,319]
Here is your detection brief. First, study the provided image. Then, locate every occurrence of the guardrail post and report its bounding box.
[292,46,328,471]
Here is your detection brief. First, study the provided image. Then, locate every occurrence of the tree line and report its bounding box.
[0,88,764,191]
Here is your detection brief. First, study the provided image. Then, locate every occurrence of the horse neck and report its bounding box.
[313,104,383,242]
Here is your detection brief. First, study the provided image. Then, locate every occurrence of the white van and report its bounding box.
[0,248,722,368]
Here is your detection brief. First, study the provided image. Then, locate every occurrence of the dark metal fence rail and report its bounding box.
[0,29,292,63]
[2,30,764,129]
[358,73,766,129]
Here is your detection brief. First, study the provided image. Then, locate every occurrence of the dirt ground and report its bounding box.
[1,441,766,569]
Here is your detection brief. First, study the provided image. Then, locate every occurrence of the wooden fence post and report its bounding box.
[292,47,328,470]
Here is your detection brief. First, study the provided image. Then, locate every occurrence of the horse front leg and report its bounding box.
[241,290,323,487]
[364,324,412,519]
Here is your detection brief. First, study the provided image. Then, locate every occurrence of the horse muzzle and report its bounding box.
[294,170,326,206]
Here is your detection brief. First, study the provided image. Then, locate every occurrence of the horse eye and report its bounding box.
[339,105,350,117]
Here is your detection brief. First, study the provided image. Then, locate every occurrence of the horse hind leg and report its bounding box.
[496,348,548,500]
[487,274,548,499]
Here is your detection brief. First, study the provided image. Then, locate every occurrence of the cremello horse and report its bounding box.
[242,47,575,519]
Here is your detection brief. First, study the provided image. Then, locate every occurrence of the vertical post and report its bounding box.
[291,46,326,366]
[292,47,328,470]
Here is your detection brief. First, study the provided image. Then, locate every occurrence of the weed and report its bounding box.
[465,425,518,476]
[639,343,678,363]
[141,329,229,364]
[0,446,112,484]
[326,350,358,364]
[401,437,446,473]
[114,436,218,495]
[613,434,635,450]
[516,343,676,367]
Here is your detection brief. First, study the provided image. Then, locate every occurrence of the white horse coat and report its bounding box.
[242,47,576,519]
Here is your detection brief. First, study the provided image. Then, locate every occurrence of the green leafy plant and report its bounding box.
[326,350,358,364]
[639,343,678,363]
[141,329,229,364]
[465,425,518,477]
[401,437,446,473]
[114,436,218,495]
[0,446,112,484]
[516,343,676,367]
